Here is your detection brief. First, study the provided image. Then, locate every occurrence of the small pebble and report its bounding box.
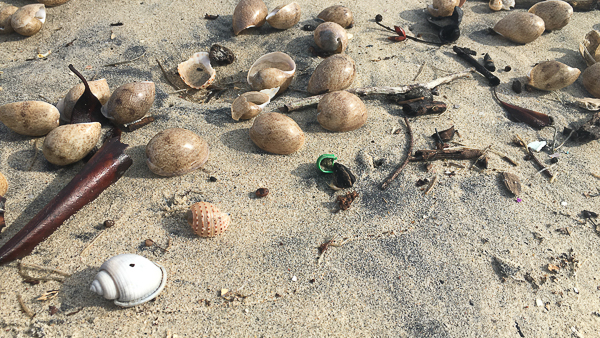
[536,298,543,307]
[103,220,115,228]
[209,176,218,182]
[255,188,269,198]
[292,276,297,282]
[561,201,568,206]
[573,287,579,294]
[504,66,512,72]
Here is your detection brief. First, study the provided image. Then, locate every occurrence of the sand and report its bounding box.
[1,0,600,336]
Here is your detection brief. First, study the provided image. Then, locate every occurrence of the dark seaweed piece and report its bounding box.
[0,196,5,234]
[68,65,109,125]
[204,14,219,20]
[572,112,600,142]
[483,53,496,72]
[431,126,455,142]
[453,46,500,86]
[403,100,446,116]
[427,6,463,43]
[209,44,235,65]
[511,80,522,94]
[410,148,483,162]
[492,88,552,129]
[333,163,356,189]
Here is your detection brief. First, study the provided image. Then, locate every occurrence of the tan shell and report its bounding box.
[42,122,101,166]
[57,79,111,122]
[11,4,45,36]
[428,0,460,17]
[146,128,210,176]
[37,0,70,6]
[582,63,600,98]
[266,3,301,30]
[527,61,580,91]
[247,52,296,95]
[0,172,7,197]
[314,22,348,54]
[493,12,545,44]
[489,0,514,11]
[101,81,155,125]
[307,54,356,95]
[580,30,600,67]
[576,98,600,111]
[317,91,367,132]
[249,112,305,154]
[502,172,521,197]
[232,0,268,35]
[231,88,277,121]
[317,5,354,28]
[0,101,59,136]
[0,5,18,35]
[177,52,216,90]
[186,202,231,237]
[528,0,572,31]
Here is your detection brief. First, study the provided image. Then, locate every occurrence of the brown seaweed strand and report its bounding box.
[492,88,552,130]
[68,64,107,125]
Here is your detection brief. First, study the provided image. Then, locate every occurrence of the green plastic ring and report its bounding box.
[316,154,337,173]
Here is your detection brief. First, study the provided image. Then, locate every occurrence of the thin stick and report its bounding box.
[381,117,414,190]
[103,52,147,67]
[424,175,439,195]
[79,230,106,256]
[156,59,181,90]
[468,145,491,170]
[17,294,35,318]
[19,262,70,277]
[490,150,518,166]
[413,62,426,81]
[555,129,575,151]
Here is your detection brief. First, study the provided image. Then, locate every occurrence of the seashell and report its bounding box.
[307,54,356,95]
[247,52,296,95]
[527,61,580,91]
[231,88,278,121]
[317,5,354,28]
[11,4,45,36]
[0,5,18,35]
[186,202,231,237]
[576,97,600,111]
[0,101,59,136]
[317,91,367,132]
[56,79,111,122]
[579,30,600,67]
[427,0,460,17]
[146,128,210,176]
[582,63,600,98]
[528,0,572,31]
[502,172,521,197]
[37,0,70,6]
[232,0,268,35]
[249,112,305,154]
[266,2,301,30]
[489,0,514,11]
[42,122,101,166]
[0,172,7,197]
[493,12,544,44]
[177,52,216,90]
[101,81,155,125]
[314,22,348,54]
[90,254,167,307]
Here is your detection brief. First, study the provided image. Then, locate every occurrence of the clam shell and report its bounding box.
[307,54,356,95]
[0,172,7,197]
[527,61,580,91]
[231,88,277,121]
[489,0,514,11]
[528,0,572,31]
[493,12,545,44]
[582,63,600,98]
[232,0,268,35]
[102,81,155,125]
[579,30,600,67]
[317,91,367,132]
[177,52,216,90]
[186,202,231,237]
[317,5,354,28]
[428,0,460,17]
[266,2,301,30]
[0,5,18,35]
[11,4,45,36]
[249,112,305,154]
[314,22,348,54]
[57,79,110,122]
[42,122,101,166]
[0,101,59,136]
[247,52,295,94]
[146,128,210,176]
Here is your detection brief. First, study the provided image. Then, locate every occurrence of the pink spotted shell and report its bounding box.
[186,202,230,237]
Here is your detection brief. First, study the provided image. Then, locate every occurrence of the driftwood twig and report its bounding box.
[381,117,414,190]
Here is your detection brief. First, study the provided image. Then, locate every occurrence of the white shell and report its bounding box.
[231,88,277,121]
[178,52,216,90]
[90,254,167,307]
[576,97,600,111]
[489,0,514,11]
[580,30,600,67]
[247,52,295,95]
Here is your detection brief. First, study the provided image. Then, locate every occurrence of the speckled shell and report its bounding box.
[266,3,301,29]
[186,202,231,237]
[317,5,354,28]
[101,81,155,125]
[231,88,277,121]
[317,91,367,132]
[493,12,545,44]
[249,112,305,154]
[247,52,296,94]
[0,172,7,197]
[0,101,59,136]
[146,128,210,177]
[0,6,18,35]
[428,0,460,17]
[307,54,356,95]
[489,0,514,11]
[37,0,70,6]
[580,30,600,67]
[582,63,600,98]
[232,0,268,35]
[11,4,45,36]
[528,0,572,31]
[177,52,216,90]
[527,61,580,91]
[314,22,348,54]
[42,122,101,166]
[57,79,110,122]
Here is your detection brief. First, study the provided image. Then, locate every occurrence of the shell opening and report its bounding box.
[266,8,280,20]
[178,52,216,90]
[36,6,46,23]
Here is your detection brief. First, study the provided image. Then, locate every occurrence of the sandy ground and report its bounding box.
[1,0,600,336]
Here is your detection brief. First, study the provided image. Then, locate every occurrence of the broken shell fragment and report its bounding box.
[57,79,110,122]
[580,30,600,67]
[247,52,295,94]
[101,82,155,125]
[317,5,354,28]
[307,54,356,95]
[0,172,7,197]
[146,128,210,177]
[42,122,101,166]
[11,4,45,36]
[493,12,544,44]
[0,101,59,136]
[528,0,572,31]
[489,0,514,11]
[232,0,268,35]
[0,6,18,35]
[317,91,367,132]
[249,112,305,154]
[314,22,348,54]
[582,63,600,98]
[527,61,580,91]
[576,98,600,111]
[186,202,231,237]
[502,172,521,197]
[428,0,460,17]
[231,88,277,121]
[266,2,301,30]
[178,52,216,90]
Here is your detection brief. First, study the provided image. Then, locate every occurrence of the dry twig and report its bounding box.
[17,294,35,318]
[381,117,414,190]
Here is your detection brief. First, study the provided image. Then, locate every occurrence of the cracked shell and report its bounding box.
[0,172,7,197]
[314,22,348,54]
[232,0,268,35]
[101,81,155,125]
[57,79,110,122]
[317,91,367,132]
[42,122,101,166]
[527,61,580,91]
[428,0,460,17]
[0,5,18,35]
[231,88,277,121]
[580,30,600,67]
[266,2,301,29]
[0,101,59,136]
[178,52,216,90]
[493,12,544,44]
[186,202,231,237]
[146,128,209,177]
[307,54,356,95]
[11,4,45,36]
[528,0,572,31]
[583,63,600,98]
[247,52,295,95]
[249,112,305,154]
[317,5,354,28]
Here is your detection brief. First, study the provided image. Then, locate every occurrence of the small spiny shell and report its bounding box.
[489,0,514,11]
[146,128,210,177]
[232,0,268,35]
[266,2,301,30]
[231,88,277,121]
[247,52,296,95]
[56,79,111,122]
[37,0,70,6]
[528,0,572,31]
[317,91,368,132]
[0,101,59,136]
[186,202,231,237]
[307,54,356,95]
[580,30,600,67]
[0,5,18,35]
[0,172,7,197]
[493,12,545,44]
[527,61,580,91]
[582,63,600,98]
[42,122,101,166]
[101,81,155,125]
[317,5,354,28]
[249,112,305,154]
[427,0,460,17]
[314,22,348,54]
[177,52,216,90]
[11,4,45,36]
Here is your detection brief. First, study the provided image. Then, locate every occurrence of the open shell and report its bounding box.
[493,12,544,44]
[57,79,110,122]
[489,0,514,11]
[231,88,277,121]
[266,2,301,30]
[232,0,268,35]
[307,54,356,95]
[249,112,305,154]
[11,4,45,36]
[583,63,600,98]
[527,61,580,91]
[0,101,59,136]
[42,122,101,166]
[528,0,572,31]
[178,52,216,90]
[317,5,354,28]
[428,0,460,17]
[0,5,18,35]
[146,128,210,177]
[186,202,231,237]
[247,52,295,95]
[580,30,600,67]
[314,22,348,54]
